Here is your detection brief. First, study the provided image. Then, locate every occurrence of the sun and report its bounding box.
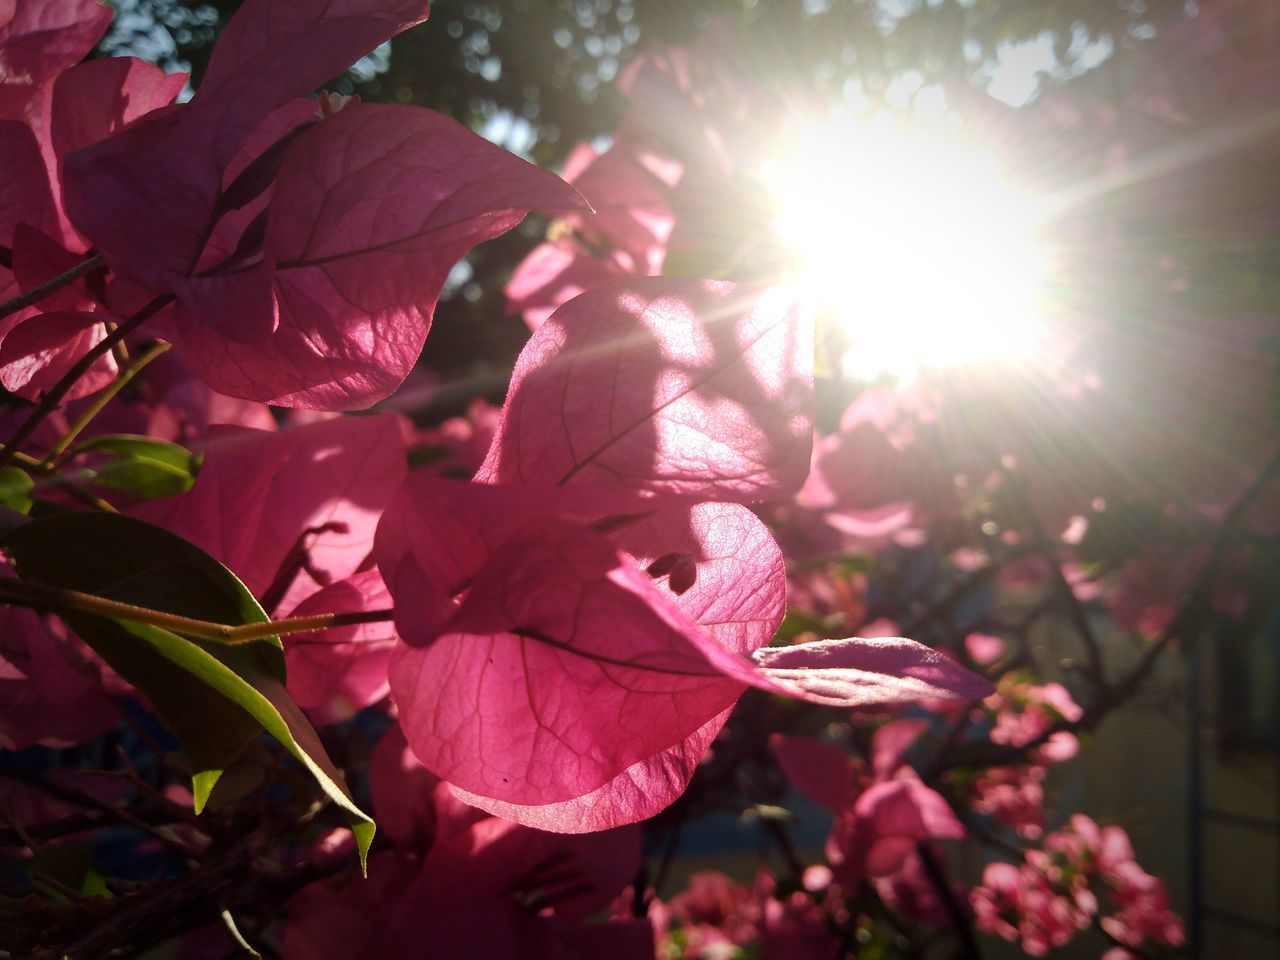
[768,110,1051,381]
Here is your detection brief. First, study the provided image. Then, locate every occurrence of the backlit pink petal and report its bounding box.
[870,719,927,781]
[0,310,117,402]
[505,239,626,331]
[768,733,858,811]
[844,778,965,879]
[0,119,59,244]
[175,102,585,406]
[873,847,954,927]
[964,631,1006,665]
[751,637,993,707]
[0,601,118,750]
[190,98,319,278]
[804,421,906,512]
[283,569,396,724]
[476,278,813,500]
[285,851,415,959]
[375,475,667,641]
[379,488,786,679]
[450,707,732,833]
[171,265,280,344]
[50,56,187,171]
[611,499,785,654]
[821,502,916,542]
[132,414,407,605]
[368,722,441,852]
[61,0,430,292]
[136,351,278,441]
[389,518,747,808]
[0,0,110,128]
[169,285,426,408]
[62,106,218,288]
[413,810,641,919]
[196,0,430,171]
[562,140,676,268]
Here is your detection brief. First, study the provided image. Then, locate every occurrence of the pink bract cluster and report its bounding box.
[286,725,654,957]
[972,815,1185,957]
[0,0,988,832]
[5,0,1271,955]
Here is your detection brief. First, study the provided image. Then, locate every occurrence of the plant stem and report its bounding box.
[0,576,394,643]
[917,842,982,960]
[0,768,206,862]
[44,340,172,466]
[0,295,172,472]
[0,253,105,323]
[9,451,118,512]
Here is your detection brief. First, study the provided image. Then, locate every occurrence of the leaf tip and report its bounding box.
[353,819,376,877]
[191,768,222,814]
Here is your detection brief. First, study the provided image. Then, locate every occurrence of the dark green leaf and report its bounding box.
[1,511,373,868]
[30,844,108,901]
[114,617,375,869]
[0,466,33,513]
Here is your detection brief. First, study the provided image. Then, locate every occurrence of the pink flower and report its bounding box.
[772,720,966,892]
[286,724,652,959]
[987,678,1083,764]
[970,766,1047,839]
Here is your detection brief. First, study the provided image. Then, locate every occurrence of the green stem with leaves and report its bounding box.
[7,450,118,512]
[44,340,172,466]
[0,576,394,644]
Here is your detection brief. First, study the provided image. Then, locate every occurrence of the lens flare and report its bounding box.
[769,111,1051,380]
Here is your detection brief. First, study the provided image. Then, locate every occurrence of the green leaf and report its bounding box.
[82,867,111,899]
[114,617,375,870]
[191,770,223,814]
[1,512,374,868]
[0,466,33,513]
[76,434,200,499]
[30,843,109,901]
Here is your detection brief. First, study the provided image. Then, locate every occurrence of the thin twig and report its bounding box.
[8,451,118,512]
[59,829,260,959]
[1095,920,1159,960]
[900,545,1030,637]
[948,445,1280,770]
[45,340,172,466]
[0,253,104,323]
[0,768,205,862]
[0,295,172,473]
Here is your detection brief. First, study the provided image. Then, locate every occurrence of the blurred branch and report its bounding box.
[916,842,981,960]
[0,767,205,861]
[948,445,1280,770]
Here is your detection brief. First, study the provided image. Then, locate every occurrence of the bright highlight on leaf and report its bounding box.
[769,111,1051,380]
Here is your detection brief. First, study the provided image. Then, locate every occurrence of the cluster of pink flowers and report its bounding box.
[647,868,840,960]
[972,815,1184,957]
[986,677,1083,764]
